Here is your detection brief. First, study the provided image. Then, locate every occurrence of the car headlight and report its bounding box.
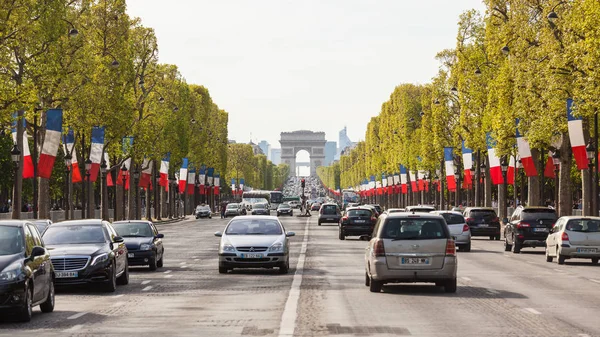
[268,242,284,252]
[0,263,22,282]
[220,241,236,253]
[140,243,152,251]
[91,253,109,266]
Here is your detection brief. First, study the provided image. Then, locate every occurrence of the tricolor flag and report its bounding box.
[178,158,188,194]
[239,178,245,193]
[11,115,34,179]
[507,156,515,185]
[444,147,457,191]
[63,129,82,183]
[567,98,588,170]
[418,170,426,191]
[37,109,63,179]
[545,151,556,178]
[486,133,503,185]
[159,153,170,190]
[462,141,473,188]
[231,178,236,193]
[198,166,206,195]
[369,176,375,196]
[207,167,214,185]
[124,158,132,190]
[104,153,114,186]
[214,173,220,195]
[409,170,417,191]
[187,167,195,195]
[88,126,105,182]
[400,165,408,194]
[139,158,152,188]
[516,120,538,177]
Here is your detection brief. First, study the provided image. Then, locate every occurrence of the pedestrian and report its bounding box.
[221,202,226,219]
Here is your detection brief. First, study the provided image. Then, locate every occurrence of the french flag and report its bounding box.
[198,166,206,195]
[63,129,82,183]
[178,158,188,194]
[507,156,515,185]
[88,126,105,182]
[139,158,152,188]
[214,173,220,195]
[369,176,375,196]
[409,170,417,192]
[444,147,456,191]
[462,142,473,188]
[418,170,426,191]
[11,115,34,179]
[159,153,170,190]
[104,153,114,186]
[37,109,63,179]
[544,151,556,178]
[400,165,408,194]
[187,167,195,195]
[516,120,538,176]
[567,98,588,170]
[486,133,503,185]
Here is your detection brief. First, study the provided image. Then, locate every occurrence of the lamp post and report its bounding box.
[586,142,595,216]
[133,167,140,220]
[552,151,560,211]
[167,176,175,219]
[64,153,72,220]
[121,164,128,220]
[516,159,522,207]
[480,162,487,207]
[454,170,460,207]
[155,170,161,220]
[11,145,21,219]
[469,167,475,207]
[84,158,92,219]
[500,156,509,221]
[100,159,107,220]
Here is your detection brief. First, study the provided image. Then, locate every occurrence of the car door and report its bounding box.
[507,209,520,244]
[23,225,45,302]
[151,223,163,259]
[28,224,52,299]
[106,223,126,274]
[547,218,561,254]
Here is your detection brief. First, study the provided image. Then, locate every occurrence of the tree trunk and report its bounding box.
[559,134,573,217]
[88,180,95,218]
[475,151,481,207]
[38,178,50,219]
[582,169,592,216]
[116,181,123,220]
[498,183,507,221]
[485,163,492,207]
[528,148,541,207]
[12,110,24,220]
[145,187,151,220]
[101,173,109,221]
[128,162,136,220]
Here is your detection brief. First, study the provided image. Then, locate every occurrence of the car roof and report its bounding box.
[346,207,373,211]
[0,220,32,227]
[229,215,278,220]
[385,213,444,219]
[112,220,152,225]
[519,206,555,210]
[432,210,463,215]
[53,219,105,226]
[406,205,435,209]
[464,207,494,211]
[321,203,338,206]
[557,216,600,220]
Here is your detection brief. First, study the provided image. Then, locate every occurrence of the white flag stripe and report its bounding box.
[568,120,585,147]
[41,130,61,155]
[103,153,110,167]
[160,160,169,174]
[445,161,455,176]
[463,153,473,170]
[90,143,103,164]
[517,137,533,158]
[488,148,501,167]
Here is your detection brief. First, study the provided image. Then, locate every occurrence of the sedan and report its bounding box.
[277,203,293,216]
[224,203,241,218]
[112,221,165,271]
[215,216,295,274]
[251,203,270,215]
[0,221,55,322]
[432,211,471,252]
[42,220,129,292]
[546,216,600,265]
[195,205,212,219]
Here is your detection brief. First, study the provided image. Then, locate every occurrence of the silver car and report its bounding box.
[215,216,295,274]
[224,203,241,218]
[365,213,457,293]
[432,211,472,252]
[545,216,600,265]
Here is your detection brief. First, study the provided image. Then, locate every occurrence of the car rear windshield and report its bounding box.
[469,210,497,217]
[0,226,24,255]
[321,205,338,214]
[225,219,282,235]
[439,213,465,225]
[278,204,290,209]
[253,204,266,209]
[347,209,372,217]
[43,225,106,245]
[565,220,600,232]
[226,204,238,209]
[381,219,447,240]
[113,223,153,237]
[521,209,557,221]
[408,208,434,213]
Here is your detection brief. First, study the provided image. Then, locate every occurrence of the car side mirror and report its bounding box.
[155,233,164,239]
[286,232,296,237]
[502,218,509,224]
[113,236,124,243]
[214,232,223,237]
[31,246,45,258]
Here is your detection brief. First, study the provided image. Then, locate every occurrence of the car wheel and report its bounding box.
[558,253,566,265]
[104,262,117,292]
[218,264,228,274]
[40,279,55,313]
[338,229,345,240]
[18,286,33,322]
[365,272,370,286]
[157,251,164,268]
[369,277,382,293]
[318,221,321,226]
[512,236,521,254]
[117,260,129,285]
[545,248,553,262]
[462,242,471,252]
[279,258,289,274]
[444,278,457,293]
[504,236,512,251]
[149,252,158,271]
[592,258,599,265]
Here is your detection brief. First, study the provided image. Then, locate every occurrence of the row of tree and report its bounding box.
[319,1,600,217]
[227,143,290,193]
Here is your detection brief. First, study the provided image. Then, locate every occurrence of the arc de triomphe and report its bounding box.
[280,131,326,176]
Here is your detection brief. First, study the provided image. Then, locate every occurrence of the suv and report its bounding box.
[368,204,383,216]
[339,207,377,240]
[462,207,501,240]
[318,203,341,226]
[364,213,457,293]
[504,206,557,253]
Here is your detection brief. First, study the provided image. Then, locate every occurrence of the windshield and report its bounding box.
[270,192,283,203]
[347,209,372,217]
[113,223,154,237]
[278,204,290,209]
[243,197,268,205]
[226,204,238,209]
[43,225,106,245]
[469,210,497,218]
[225,219,283,235]
[197,206,210,211]
[321,205,338,215]
[381,219,446,240]
[407,208,433,213]
[521,209,557,221]
[0,226,24,255]
[343,191,359,203]
[566,220,600,232]
[254,204,266,209]
[439,213,465,225]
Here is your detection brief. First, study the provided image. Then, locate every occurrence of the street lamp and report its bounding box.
[11,145,21,163]
[132,167,140,220]
[501,156,509,215]
[501,45,510,55]
[155,171,161,220]
[121,164,128,220]
[64,152,72,219]
[552,150,560,209]
[587,142,595,215]
[547,11,558,22]
[168,176,176,219]
[83,158,92,219]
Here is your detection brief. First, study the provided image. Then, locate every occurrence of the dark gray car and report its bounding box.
[318,203,341,226]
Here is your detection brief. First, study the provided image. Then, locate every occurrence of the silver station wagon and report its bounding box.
[546,216,600,265]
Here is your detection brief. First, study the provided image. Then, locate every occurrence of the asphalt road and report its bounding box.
[1,215,600,337]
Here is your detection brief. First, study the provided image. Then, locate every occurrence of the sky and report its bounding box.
[127,0,486,150]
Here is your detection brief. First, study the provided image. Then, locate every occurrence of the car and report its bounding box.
[384,208,405,215]
[364,212,457,293]
[276,203,293,216]
[251,203,270,215]
[432,211,472,252]
[311,203,321,211]
[0,221,55,322]
[224,203,241,218]
[462,207,501,240]
[318,203,341,226]
[214,216,295,274]
[31,219,52,235]
[112,221,165,271]
[405,205,435,213]
[368,204,383,215]
[195,205,212,219]
[504,206,557,253]
[339,207,377,240]
[42,219,129,292]
[545,216,600,264]
[362,204,381,218]
[288,201,300,209]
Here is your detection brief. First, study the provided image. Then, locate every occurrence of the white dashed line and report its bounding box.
[553,269,564,272]
[112,301,125,307]
[64,325,83,332]
[180,265,188,268]
[179,262,186,265]
[141,280,151,285]
[523,308,541,315]
[194,259,200,261]
[112,294,124,298]
[142,286,153,291]
[68,312,87,320]
[461,277,471,282]
[578,334,591,337]
[163,270,172,274]
[589,279,600,284]
[164,274,173,278]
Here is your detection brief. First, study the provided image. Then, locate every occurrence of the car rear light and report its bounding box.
[561,232,569,241]
[462,224,469,232]
[373,239,385,257]
[341,216,348,222]
[465,217,473,222]
[517,222,530,229]
[446,239,456,256]
[370,216,377,222]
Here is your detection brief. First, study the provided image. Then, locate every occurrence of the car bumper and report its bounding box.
[127,250,155,266]
[469,227,500,236]
[54,262,113,286]
[453,232,471,245]
[518,237,548,247]
[252,212,270,215]
[341,224,374,236]
[224,211,239,216]
[219,253,286,268]
[0,280,27,309]
[369,257,457,282]
[277,211,293,215]
[559,245,600,258]
[319,216,341,223]
[196,213,212,218]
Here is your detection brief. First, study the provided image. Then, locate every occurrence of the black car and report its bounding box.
[318,203,341,226]
[277,203,293,216]
[339,207,377,240]
[112,221,165,271]
[42,220,129,292]
[195,205,212,219]
[224,203,241,218]
[0,221,55,322]
[252,203,270,215]
[504,206,557,253]
[462,207,501,240]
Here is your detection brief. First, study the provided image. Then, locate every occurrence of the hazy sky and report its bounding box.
[127,0,485,149]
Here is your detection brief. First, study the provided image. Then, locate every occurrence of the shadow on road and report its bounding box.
[381,284,528,299]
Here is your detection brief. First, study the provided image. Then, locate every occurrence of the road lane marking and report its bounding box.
[461,277,471,282]
[164,274,173,278]
[180,265,188,268]
[553,269,564,272]
[68,312,87,320]
[64,325,83,332]
[141,280,151,285]
[194,259,200,261]
[179,262,186,265]
[589,279,600,284]
[112,301,125,307]
[142,286,153,291]
[112,294,124,298]
[578,334,591,337]
[523,308,541,315]
[278,217,310,337]
[163,270,172,274]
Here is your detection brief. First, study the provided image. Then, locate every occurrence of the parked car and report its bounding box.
[31,219,52,235]
[432,211,472,252]
[318,203,342,226]
[462,207,501,240]
[214,216,295,274]
[504,206,557,253]
[112,221,165,271]
[276,203,293,216]
[405,205,435,213]
[339,207,377,240]
[545,216,600,264]
[195,205,212,219]
[251,203,270,215]
[42,220,129,292]
[0,221,55,321]
[224,203,241,218]
[364,213,457,293]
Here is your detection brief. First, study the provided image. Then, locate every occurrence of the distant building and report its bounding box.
[337,126,355,159]
[258,141,271,160]
[325,141,337,166]
[249,141,264,155]
[271,148,281,165]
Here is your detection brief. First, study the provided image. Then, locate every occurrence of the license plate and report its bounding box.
[401,257,430,265]
[577,248,597,253]
[533,228,548,232]
[354,220,365,223]
[56,271,78,278]
[478,224,489,227]
[242,253,263,259]
[327,218,334,220]
[128,253,134,258]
